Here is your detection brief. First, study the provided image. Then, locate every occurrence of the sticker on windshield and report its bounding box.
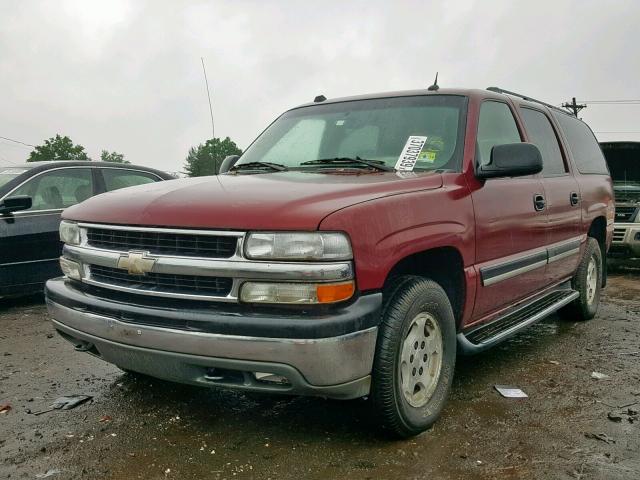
[395,136,428,171]
[419,151,437,163]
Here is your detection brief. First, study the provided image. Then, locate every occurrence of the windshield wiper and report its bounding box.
[300,157,395,172]
[230,161,288,172]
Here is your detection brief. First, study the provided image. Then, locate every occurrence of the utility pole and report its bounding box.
[562,97,587,117]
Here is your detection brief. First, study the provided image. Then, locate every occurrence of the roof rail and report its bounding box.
[486,87,568,115]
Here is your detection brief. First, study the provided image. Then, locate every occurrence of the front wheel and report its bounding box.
[371,276,457,438]
[560,237,602,321]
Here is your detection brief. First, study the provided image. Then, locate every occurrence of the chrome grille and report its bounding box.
[89,265,233,297]
[614,205,638,223]
[86,227,238,259]
[612,228,626,242]
[614,190,640,203]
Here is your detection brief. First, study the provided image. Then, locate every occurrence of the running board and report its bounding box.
[457,289,579,355]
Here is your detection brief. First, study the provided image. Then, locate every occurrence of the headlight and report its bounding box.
[240,281,355,304]
[59,257,82,280]
[59,221,80,245]
[244,232,352,261]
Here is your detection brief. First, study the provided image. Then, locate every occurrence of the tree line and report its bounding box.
[27,134,129,164]
[26,134,242,177]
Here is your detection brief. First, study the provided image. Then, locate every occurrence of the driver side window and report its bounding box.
[477,101,522,166]
[12,168,94,211]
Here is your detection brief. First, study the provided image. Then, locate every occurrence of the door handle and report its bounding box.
[570,191,580,206]
[533,194,546,211]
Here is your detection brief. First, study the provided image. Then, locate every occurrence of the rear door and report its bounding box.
[471,100,549,319]
[518,107,582,285]
[0,167,94,292]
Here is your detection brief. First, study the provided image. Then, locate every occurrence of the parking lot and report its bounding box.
[0,271,637,480]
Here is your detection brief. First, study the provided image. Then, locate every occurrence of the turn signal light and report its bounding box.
[240,280,355,304]
[316,282,355,303]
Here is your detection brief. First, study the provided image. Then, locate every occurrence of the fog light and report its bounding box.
[59,257,82,280]
[240,281,355,304]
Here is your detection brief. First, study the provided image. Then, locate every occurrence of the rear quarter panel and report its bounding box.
[577,173,615,249]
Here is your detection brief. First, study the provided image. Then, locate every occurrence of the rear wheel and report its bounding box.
[371,276,456,438]
[560,237,602,321]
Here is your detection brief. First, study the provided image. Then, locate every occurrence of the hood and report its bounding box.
[63,171,443,230]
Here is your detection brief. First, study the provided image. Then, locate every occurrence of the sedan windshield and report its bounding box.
[0,168,28,188]
[237,95,467,172]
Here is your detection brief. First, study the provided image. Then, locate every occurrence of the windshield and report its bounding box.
[237,95,467,172]
[0,168,28,188]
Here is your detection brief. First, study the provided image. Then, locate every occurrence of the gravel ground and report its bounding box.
[1,272,639,480]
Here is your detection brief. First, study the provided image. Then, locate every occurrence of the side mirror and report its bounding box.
[0,195,32,215]
[218,155,240,174]
[476,143,543,179]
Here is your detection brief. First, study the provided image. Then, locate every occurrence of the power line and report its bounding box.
[0,135,35,148]
[0,152,21,166]
[579,99,640,104]
[595,131,640,134]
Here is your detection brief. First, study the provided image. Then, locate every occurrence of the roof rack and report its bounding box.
[486,87,569,115]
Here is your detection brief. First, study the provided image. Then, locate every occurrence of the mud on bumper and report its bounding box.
[45,278,382,400]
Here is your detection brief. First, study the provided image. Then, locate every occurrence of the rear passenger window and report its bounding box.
[477,101,521,166]
[102,169,159,192]
[520,108,566,176]
[553,112,609,174]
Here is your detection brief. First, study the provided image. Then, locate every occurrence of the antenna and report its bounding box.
[200,57,215,139]
[428,72,439,91]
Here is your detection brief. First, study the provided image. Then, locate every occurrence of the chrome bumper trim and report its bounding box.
[47,300,377,386]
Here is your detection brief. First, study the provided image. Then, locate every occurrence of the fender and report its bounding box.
[319,174,475,292]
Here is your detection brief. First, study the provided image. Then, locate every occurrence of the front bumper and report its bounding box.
[609,223,640,258]
[45,278,382,400]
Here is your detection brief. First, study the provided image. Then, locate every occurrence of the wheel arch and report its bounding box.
[587,215,607,287]
[383,246,466,328]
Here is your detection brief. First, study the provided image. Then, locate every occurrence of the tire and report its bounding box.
[371,275,457,438]
[560,237,602,321]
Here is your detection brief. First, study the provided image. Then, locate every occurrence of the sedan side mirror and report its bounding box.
[0,195,32,215]
[476,143,543,179]
[218,155,240,174]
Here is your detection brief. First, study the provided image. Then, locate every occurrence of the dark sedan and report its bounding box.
[0,161,174,298]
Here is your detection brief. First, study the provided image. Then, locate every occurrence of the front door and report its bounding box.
[0,167,94,293]
[470,100,549,320]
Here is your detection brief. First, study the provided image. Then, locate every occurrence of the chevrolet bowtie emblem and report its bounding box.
[117,251,157,275]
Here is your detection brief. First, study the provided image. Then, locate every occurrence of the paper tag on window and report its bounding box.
[395,136,428,171]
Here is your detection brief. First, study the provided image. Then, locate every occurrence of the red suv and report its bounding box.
[46,87,613,437]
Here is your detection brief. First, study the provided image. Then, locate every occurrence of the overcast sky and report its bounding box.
[1,0,639,172]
